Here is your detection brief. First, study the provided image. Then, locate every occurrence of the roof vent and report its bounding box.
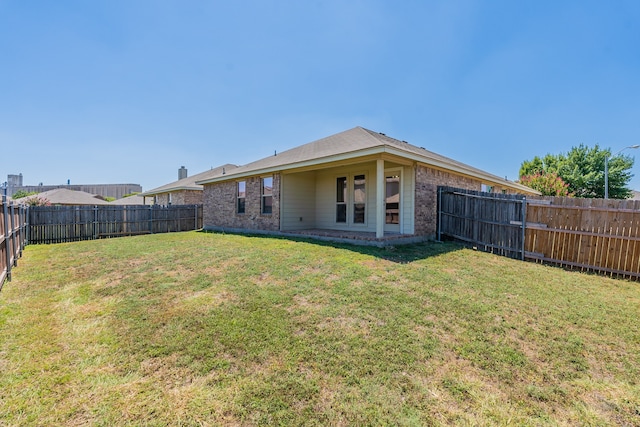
[379,132,386,136]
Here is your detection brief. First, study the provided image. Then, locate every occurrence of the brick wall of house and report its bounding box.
[203,174,280,231]
[153,190,203,206]
[414,166,523,236]
[173,190,203,205]
[414,166,483,237]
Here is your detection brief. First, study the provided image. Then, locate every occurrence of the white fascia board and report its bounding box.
[196,144,539,195]
[381,146,540,195]
[140,185,203,196]
[196,147,387,185]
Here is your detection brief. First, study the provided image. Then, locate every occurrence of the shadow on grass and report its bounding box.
[198,229,465,264]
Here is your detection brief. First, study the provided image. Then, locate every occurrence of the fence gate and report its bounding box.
[437,187,527,260]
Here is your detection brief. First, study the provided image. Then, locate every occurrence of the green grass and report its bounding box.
[1,231,639,426]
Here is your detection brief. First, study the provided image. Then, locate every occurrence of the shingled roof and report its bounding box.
[140,163,238,197]
[196,127,537,194]
[20,188,111,205]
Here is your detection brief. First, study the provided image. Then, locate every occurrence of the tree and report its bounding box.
[11,190,38,199]
[519,144,635,199]
[518,172,572,196]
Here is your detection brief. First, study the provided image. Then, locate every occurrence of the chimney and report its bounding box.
[178,166,188,180]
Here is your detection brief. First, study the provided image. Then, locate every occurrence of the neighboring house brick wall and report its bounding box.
[155,194,169,205]
[154,190,203,206]
[414,165,483,237]
[203,174,280,231]
[172,190,202,205]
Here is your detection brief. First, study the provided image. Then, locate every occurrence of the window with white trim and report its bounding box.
[336,176,347,223]
[237,181,246,214]
[353,174,366,223]
[261,177,273,214]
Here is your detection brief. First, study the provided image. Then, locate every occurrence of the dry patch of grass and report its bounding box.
[1,231,639,426]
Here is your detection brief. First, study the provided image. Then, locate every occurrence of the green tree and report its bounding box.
[11,190,38,199]
[518,172,572,196]
[519,144,635,199]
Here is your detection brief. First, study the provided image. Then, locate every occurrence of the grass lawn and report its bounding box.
[1,231,639,426]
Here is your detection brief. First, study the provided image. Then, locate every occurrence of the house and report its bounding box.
[19,188,112,205]
[139,164,238,206]
[196,127,539,245]
[110,194,147,205]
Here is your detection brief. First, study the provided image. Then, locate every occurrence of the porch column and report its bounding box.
[376,158,384,238]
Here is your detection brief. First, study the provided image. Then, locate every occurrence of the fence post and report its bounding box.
[521,197,527,261]
[92,206,97,240]
[2,194,12,282]
[437,187,442,242]
[19,205,26,255]
[195,205,198,230]
[10,203,17,267]
[24,206,30,246]
[148,205,153,234]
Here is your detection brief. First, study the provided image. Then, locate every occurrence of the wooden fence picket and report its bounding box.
[27,204,203,244]
[438,187,640,280]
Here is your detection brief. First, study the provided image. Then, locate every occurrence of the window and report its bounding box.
[336,177,347,222]
[261,177,273,214]
[481,184,493,193]
[353,174,365,223]
[237,181,246,214]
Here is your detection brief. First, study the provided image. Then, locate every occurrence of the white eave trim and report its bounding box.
[139,185,203,196]
[195,147,387,184]
[381,147,540,194]
[196,145,539,195]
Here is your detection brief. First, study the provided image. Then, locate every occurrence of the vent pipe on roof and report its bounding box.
[178,166,188,180]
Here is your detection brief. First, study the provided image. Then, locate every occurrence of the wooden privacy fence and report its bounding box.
[437,187,527,260]
[438,187,640,280]
[1,195,27,289]
[28,204,203,244]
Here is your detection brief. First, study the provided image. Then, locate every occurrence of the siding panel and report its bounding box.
[282,172,316,230]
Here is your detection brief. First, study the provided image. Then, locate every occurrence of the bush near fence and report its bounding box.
[438,187,640,280]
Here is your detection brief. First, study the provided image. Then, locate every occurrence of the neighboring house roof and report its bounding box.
[111,194,146,205]
[140,164,238,197]
[196,126,540,195]
[631,190,640,200]
[20,188,111,205]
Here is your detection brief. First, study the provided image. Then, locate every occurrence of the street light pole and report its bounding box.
[605,145,640,199]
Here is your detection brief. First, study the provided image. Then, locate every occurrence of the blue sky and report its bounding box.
[2,1,640,192]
